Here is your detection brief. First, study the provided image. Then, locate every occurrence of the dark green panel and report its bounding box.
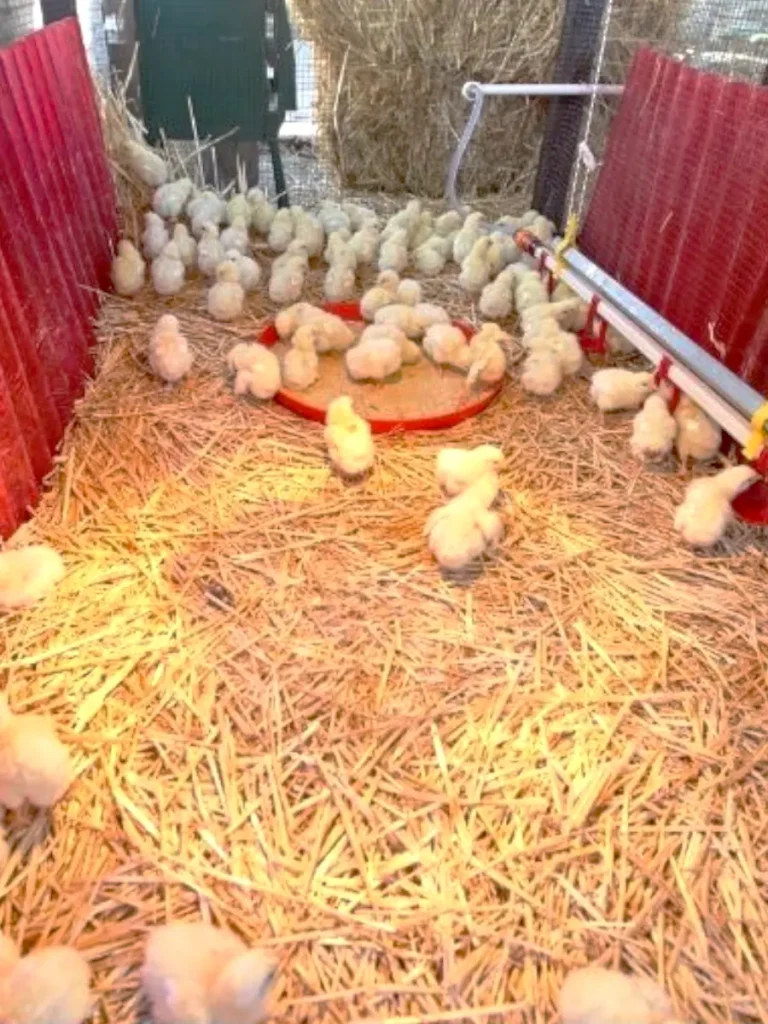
[136,0,295,143]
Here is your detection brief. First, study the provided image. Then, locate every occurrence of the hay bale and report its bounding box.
[292,0,681,200]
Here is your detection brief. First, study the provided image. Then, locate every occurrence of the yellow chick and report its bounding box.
[674,394,722,466]
[521,349,563,396]
[151,241,185,296]
[425,473,504,571]
[220,216,250,255]
[630,393,677,461]
[0,693,73,809]
[0,939,92,1024]
[208,261,245,321]
[436,445,504,496]
[324,396,375,477]
[125,139,168,187]
[142,211,169,261]
[674,464,758,547]
[267,208,294,252]
[396,278,422,306]
[559,965,684,1024]
[590,369,653,412]
[0,545,65,610]
[227,344,281,400]
[197,224,225,278]
[268,256,306,305]
[423,324,472,370]
[153,178,193,219]
[282,327,320,391]
[149,314,194,384]
[378,229,409,274]
[142,922,276,1024]
[111,239,146,296]
[459,236,493,294]
[324,261,356,303]
[360,271,400,321]
[173,224,197,269]
[345,333,402,381]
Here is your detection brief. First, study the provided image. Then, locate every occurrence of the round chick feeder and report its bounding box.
[259,302,502,434]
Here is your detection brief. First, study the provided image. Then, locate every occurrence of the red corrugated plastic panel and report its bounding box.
[581,49,768,396]
[0,18,116,538]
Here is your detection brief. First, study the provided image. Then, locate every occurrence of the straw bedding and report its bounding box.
[1,242,767,1024]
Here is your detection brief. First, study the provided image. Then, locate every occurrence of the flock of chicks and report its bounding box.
[0,138,731,1024]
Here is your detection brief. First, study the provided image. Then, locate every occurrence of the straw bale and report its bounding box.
[1,232,767,1024]
[290,0,683,199]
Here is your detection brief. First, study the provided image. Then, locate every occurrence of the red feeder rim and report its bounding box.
[258,301,503,435]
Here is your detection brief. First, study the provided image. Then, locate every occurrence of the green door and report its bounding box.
[135,0,296,144]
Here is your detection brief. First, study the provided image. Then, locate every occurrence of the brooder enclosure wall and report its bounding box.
[0,18,116,537]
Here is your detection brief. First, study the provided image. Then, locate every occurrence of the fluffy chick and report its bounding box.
[459,237,493,294]
[142,211,169,261]
[142,922,276,1024]
[269,256,306,305]
[559,965,684,1024]
[590,369,653,412]
[149,314,194,383]
[153,178,193,220]
[521,349,564,396]
[111,240,146,297]
[0,693,73,809]
[0,545,65,611]
[435,210,463,236]
[324,262,356,303]
[197,224,225,278]
[515,271,549,312]
[220,217,250,255]
[414,238,447,277]
[360,271,400,321]
[674,395,722,466]
[436,445,504,496]
[378,229,409,274]
[479,266,516,320]
[268,208,294,252]
[0,941,92,1024]
[152,242,185,296]
[282,327,320,391]
[452,213,484,265]
[324,396,375,477]
[226,250,262,293]
[630,393,677,461]
[345,333,402,381]
[361,324,420,365]
[425,473,504,571]
[173,224,197,269]
[228,343,282,401]
[413,303,450,332]
[423,324,472,370]
[674,464,758,548]
[125,140,168,188]
[208,261,245,321]
[391,281,420,309]
[373,304,421,339]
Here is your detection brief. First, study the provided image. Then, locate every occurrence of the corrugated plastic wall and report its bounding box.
[0,17,116,537]
[581,48,768,398]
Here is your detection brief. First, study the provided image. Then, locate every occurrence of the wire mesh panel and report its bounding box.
[579,48,768,396]
[0,0,38,47]
[537,0,768,228]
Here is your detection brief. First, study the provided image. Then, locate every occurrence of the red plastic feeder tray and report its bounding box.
[258,302,503,434]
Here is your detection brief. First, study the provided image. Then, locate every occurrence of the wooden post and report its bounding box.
[532,0,609,230]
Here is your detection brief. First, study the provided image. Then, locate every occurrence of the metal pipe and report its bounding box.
[446,82,624,213]
[461,81,624,99]
[521,235,765,448]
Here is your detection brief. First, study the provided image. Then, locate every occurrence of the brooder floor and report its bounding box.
[1,267,767,1024]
